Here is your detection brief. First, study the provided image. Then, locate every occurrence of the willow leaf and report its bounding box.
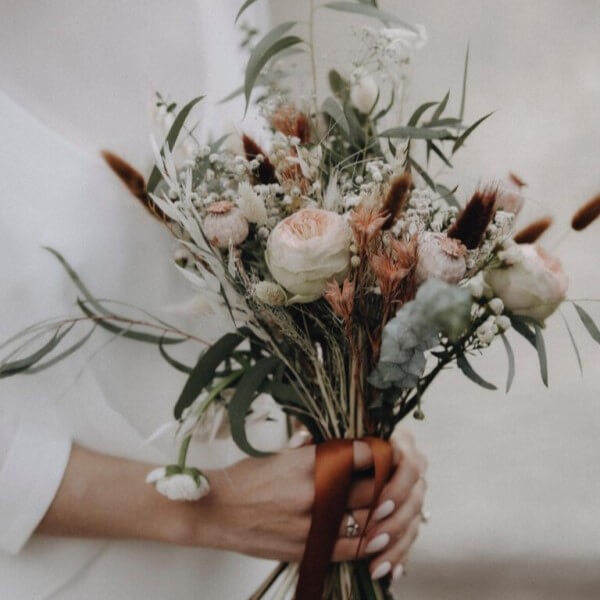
[428,142,453,168]
[574,303,600,345]
[380,126,453,140]
[500,333,516,393]
[159,336,193,374]
[322,2,416,32]
[244,22,302,109]
[26,325,97,375]
[559,310,583,375]
[174,330,248,419]
[235,0,260,23]
[451,111,494,154]
[509,315,537,348]
[435,183,461,209]
[407,101,438,127]
[321,96,350,136]
[408,157,435,190]
[459,44,470,123]
[457,353,497,390]
[533,323,549,387]
[228,356,281,457]
[431,90,450,122]
[147,96,204,193]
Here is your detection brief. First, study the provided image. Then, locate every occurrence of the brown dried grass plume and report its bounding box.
[514,217,553,244]
[242,134,277,184]
[448,187,497,249]
[571,194,600,231]
[381,172,412,229]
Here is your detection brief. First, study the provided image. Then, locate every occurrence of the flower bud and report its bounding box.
[203,200,249,249]
[487,298,504,315]
[350,74,379,114]
[146,467,210,502]
[253,281,287,306]
[416,232,467,284]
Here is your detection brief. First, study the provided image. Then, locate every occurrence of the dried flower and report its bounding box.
[495,173,525,214]
[349,205,389,249]
[242,134,277,184]
[415,232,467,284]
[324,278,355,321]
[203,200,249,248]
[513,217,553,244]
[369,238,417,300]
[571,193,600,231]
[253,281,287,306]
[448,187,497,249]
[271,104,311,144]
[382,173,412,229]
[237,181,267,225]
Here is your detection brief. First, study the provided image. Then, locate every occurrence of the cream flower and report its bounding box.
[146,467,210,502]
[484,243,568,321]
[350,73,379,114]
[416,232,467,284]
[266,208,351,299]
[237,181,267,225]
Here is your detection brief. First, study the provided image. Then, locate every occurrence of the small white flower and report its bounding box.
[495,315,511,332]
[146,467,210,502]
[237,181,267,225]
[466,277,485,299]
[475,318,498,346]
[488,297,504,315]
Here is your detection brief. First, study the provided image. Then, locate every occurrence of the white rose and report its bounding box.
[146,467,210,502]
[350,74,379,114]
[266,208,351,300]
[416,232,467,284]
[484,244,568,321]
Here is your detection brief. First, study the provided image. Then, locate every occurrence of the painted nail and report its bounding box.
[371,561,391,580]
[392,564,405,581]
[373,499,395,521]
[288,430,311,448]
[365,532,390,554]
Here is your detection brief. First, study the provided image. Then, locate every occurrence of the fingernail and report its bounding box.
[371,561,391,580]
[373,499,395,521]
[392,564,405,581]
[288,430,310,448]
[365,532,390,554]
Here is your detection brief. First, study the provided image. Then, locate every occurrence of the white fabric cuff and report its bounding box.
[0,420,71,555]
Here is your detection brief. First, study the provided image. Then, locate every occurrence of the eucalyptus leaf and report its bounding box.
[328,69,347,98]
[380,126,453,140]
[560,310,583,375]
[321,96,350,136]
[500,333,516,393]
[235,0,260,23]
[533,323,549,387]
[147,95,204,193]
[228,356,281,457]
[574,303,600,345]
[457,353,497,390]
[509,315,537,348]
[159,336,193,374]
[407,101,438,127]
[451,111,494,154]
[428,142,453,168]
[174,329,249,419]
[244,22,302,110]
[322,2,417,32]
[408,157,435,191]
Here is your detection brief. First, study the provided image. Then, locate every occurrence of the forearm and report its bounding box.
[36,445,199,546]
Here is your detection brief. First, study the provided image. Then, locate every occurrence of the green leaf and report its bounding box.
[158,336,193,374]
[321,96,350,136]
[265,381,304,408]
[435,183,461,209]
[0,324,74,378]
[77,299,185,346]
[533,323,549,387]
[407,101,438,127]
[509,315,537,348]
[431,90,450,122]
[174,330,248,419]
[428,142,453,168]
[44,247,111,317]
[344,103,368,146]
[459,44,470,123]
[574,303,600,345]
[500,333,516,393]
[228,356,281,457]
[322,2,417,32]
[379,126,454,140]
[147,96,204,193]
[457,353,497,390]
[219,75,269,104]
[26,325,97,375]
[244,22,302,110]
[408,157,435,191]
[451,111,494,154]
[328,69,347,98]
[235,0,260,23]
[559,310,583,376]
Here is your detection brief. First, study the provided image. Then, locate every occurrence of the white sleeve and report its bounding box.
[0,402,71,555]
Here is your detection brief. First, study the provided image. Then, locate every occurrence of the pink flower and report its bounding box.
[416,232,467,284]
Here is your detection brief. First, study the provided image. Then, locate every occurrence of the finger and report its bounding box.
[369,514,421,580]
[353,440,373,471]
[374,450,421,515]
[337,509,369,538]
[288,429,312,448]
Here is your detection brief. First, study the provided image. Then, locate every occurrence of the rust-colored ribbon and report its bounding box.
[295,437,394,600]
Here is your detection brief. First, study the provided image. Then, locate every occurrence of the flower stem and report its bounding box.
[177,434,192,468]
[309,0,319,114]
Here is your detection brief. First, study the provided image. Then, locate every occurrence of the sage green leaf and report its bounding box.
[380,126,453,140]
[431,90,450,122]
[0,324,74,378]
[428,142,453,168]
[244,22,302,109]
[500,333,516,393]
[533,323,549,387]
[358,0,378,5]
[559,310,583,376]
[459,44,470,123]
[77,299,184,346]
[147,96,204,193]
[435,183,461,209]
[235,0,260,23]
[322,2,417,32]
[264,381,304,408]
[451,111,494,154]
[228,356,281,457]
[159,336,193,374]
[509,315,537,348]
[574,303,600,345]
[344,103,367,146]
[219,75,269,104]
[328,69,347,98]
[408,157,435,191]
[26,325,97,375]
[44,247,110,316]
[321,96,350,136]
[372,87,395,121]
[457,353,497,390]
[407,101,438,127]
[174,330,248,419]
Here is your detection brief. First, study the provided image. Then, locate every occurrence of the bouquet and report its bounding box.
[2,1,599,598]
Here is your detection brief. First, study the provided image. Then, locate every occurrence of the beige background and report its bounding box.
[268,1,600,597]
